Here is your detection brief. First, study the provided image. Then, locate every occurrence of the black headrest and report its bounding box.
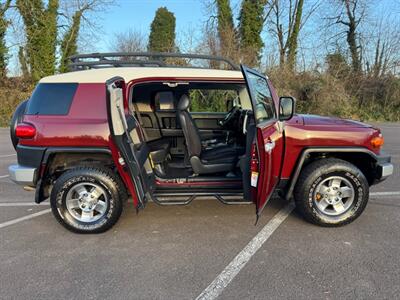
[177,94,190,111]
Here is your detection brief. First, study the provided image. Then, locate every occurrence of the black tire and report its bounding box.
[50,166,123,234]
[10,99,28,150]
[75,163,129,203]
[294,158,369,227]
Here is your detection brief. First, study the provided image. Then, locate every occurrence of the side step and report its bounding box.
[151,192,252,206]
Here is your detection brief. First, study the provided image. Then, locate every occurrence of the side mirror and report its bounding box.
[279,96,295,121]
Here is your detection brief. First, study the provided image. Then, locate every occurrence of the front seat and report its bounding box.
[177,94,240,174]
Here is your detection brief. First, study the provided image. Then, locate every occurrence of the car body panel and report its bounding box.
[241,65,284,217]
[281,119,382,179]
[19,83,109,147]
[9,66,392,213]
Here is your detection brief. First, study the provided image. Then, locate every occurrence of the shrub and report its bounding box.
[0,78,33,127]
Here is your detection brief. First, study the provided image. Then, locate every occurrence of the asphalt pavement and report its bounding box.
[0,123,399,299]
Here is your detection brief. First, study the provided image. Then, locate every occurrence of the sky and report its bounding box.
[76,0,400,71]
[5,0,400,75]
[90,0,228,52]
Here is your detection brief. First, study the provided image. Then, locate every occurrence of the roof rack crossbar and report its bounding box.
[68,52,239,71]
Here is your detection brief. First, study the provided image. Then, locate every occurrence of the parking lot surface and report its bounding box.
[0,124,399,299]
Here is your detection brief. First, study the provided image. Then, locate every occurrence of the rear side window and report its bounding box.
[26,83,78,115]
[155,91,175,110]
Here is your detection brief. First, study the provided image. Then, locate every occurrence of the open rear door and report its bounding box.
[106,77,154,209]
[241,66,284,218]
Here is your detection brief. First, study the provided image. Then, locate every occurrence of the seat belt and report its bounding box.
[132,101,149,141]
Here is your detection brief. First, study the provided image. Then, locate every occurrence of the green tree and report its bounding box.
[148,7,176,52]
[326,52,350,79]
[0,0,11,79]
[59,10,82,73]
[238,0,265,67]
[18,46,29,78]
[216,0,237,59]
[17,0,59,81]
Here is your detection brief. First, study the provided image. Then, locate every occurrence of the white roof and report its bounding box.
[40,67,244,83]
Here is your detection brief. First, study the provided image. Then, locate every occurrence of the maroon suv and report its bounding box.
[8,53,393,233]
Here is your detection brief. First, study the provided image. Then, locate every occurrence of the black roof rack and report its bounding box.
[68,52,240,71]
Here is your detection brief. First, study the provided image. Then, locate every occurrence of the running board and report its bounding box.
[151,192,252,206]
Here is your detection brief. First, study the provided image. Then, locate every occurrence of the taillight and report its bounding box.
[15,123,36,139]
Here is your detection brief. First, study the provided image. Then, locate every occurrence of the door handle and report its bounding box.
[264,140,275,153]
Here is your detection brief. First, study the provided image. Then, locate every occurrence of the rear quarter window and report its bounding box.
[26,83,78,115]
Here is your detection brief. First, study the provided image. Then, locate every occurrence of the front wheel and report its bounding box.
[294,158,369,227]
[50,167,123,233]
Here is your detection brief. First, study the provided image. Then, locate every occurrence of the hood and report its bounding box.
[299,114,372,128]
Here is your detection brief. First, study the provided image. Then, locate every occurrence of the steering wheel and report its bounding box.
[220,106,240,128]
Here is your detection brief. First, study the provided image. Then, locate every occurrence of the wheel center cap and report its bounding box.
[79,195,97,210]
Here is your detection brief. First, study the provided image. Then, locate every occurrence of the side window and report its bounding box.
[246,73,275,123]
[155,91,175,111]
[26,83,78,115]
[189,89,239,113]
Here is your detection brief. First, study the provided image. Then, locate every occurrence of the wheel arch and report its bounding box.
[35,147,127,203]
[284,147,379,201]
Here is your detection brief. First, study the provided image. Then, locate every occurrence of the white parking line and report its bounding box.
[0,154,16,158]
[370,191,400,196]
[196,203,295,300]
[0,175,9,179]
[0,202,50,207]
[0,209,51,229]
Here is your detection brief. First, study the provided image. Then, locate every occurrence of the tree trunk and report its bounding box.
[286,0,304,71]
[344,0,361,73]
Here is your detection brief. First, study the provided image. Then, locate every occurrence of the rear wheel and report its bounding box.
[294,158,369,227]
[50,167,123,233]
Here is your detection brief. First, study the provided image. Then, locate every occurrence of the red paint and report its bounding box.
[155,179,242,187]
[280,114,381,179]
[16,74,383,214]
[108,138,139,207]
[20,83,109,147]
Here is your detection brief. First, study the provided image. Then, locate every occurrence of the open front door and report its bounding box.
[106,77,154,209]
[241,66,284,218]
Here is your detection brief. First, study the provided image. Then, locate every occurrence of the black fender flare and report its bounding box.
[284,147,380,200]
[35,147,112,203]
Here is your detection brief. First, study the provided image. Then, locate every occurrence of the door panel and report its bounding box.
[254,122,284,214]
[155,110,230,154]
[107,77,153,209]
[191,112,228,141]
[241,65,284,217]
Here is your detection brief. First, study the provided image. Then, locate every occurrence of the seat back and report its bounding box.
[177,95,202,157]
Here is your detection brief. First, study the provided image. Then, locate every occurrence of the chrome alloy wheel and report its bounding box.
[313,176,355,216]
[65,182,109,223]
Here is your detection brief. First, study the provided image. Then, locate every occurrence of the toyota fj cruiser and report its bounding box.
[8,53,393,233]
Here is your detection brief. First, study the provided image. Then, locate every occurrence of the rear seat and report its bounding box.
[147,139,171,164]
[125,115,171,165]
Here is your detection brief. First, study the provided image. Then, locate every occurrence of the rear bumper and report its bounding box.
[8,145,45,186]
[8,164,37,186]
